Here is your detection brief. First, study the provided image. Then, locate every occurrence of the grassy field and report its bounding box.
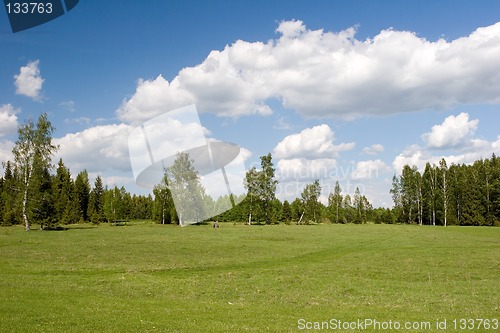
[0,222,498,332]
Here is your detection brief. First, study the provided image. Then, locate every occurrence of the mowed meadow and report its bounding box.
[0,222,498,332]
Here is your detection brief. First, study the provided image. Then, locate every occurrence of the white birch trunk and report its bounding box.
[298,211,304,225]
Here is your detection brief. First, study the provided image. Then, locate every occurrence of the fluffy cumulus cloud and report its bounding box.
[362,144,384,155]
[0,104,20,137]
[0,105,19,174]
[14,60,44,101]
[276,157,338,182]
[117,20,500,122]
[273,124,355,159]
[351,159,391,180]
[393,113,500,173]
[421,112,478,149]
[273,125,355,197]
[0,140,14,168]
[54,124,132,174]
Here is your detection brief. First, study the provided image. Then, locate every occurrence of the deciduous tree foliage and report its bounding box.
[166,152,206,225]
[392,155,500,226]
[301,179,321,223]
[12,113,58,231]
[1,116,497,228]
[243,153,278,224]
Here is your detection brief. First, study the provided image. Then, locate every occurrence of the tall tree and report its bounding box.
[282,200,292,224]
[328,181,343,224]
[353,186,363,223]
[439,159,449,227]
[342,194,355,223]
[166,152,206,225]
[390,175,403,222]
[1,161,20,225]
[461,163,486,226]
[244,167,260,225]
[258,153,278,224]
[244,154,278,225]
[301,179,321,223]
[88,175,105,224]
[400,165,420,224]
[74,170,91,221]
[423,163,439,226]
[153,171,175,224]
[12,113,58,231]
[53,159,79,224]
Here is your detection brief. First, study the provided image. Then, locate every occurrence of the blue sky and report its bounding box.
[1,0,500,207]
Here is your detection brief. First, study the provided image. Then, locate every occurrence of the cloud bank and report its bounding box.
[117,20,500,123]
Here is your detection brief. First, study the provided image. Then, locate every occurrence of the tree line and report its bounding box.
[391,156,500,226]
[1,114,498,229]
[0,114,153,230]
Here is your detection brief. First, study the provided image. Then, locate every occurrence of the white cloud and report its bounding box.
[393,113,500,173]
[362,144,384,155]
[117,21,500,121]
[116,75,195,125]
[54,124,132,174]
[422,112,478,149]
[0,104,20,137]
[351,159,391,180]
[393,144,471,173]
[273,124,355,159]
[276,157,338,182]
[14,60,44,101]
[0,140,14,168]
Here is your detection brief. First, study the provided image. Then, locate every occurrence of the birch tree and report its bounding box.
[423,163,439,226]
[328,181,342,223]
[301,179,321,223]
[153,172,175,224]
[258,153,278,224]
[12,113,58,231]
[439,159,449,227]
[166,152,206,225]
[244,167,259,225]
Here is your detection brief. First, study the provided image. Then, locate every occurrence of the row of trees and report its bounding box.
[2,113,498,229]
[1,157,154,229]
[0,113,153,230]
[391,156,500,226]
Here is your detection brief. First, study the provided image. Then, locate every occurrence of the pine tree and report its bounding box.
[53,159,79,224]
[282,200,292,224]
[88,175,105,224]
[74,170,90,222]
[461,163,486,226]
[1,161,20,225]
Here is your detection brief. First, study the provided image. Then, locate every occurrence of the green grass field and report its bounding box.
[0,222,498,332]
